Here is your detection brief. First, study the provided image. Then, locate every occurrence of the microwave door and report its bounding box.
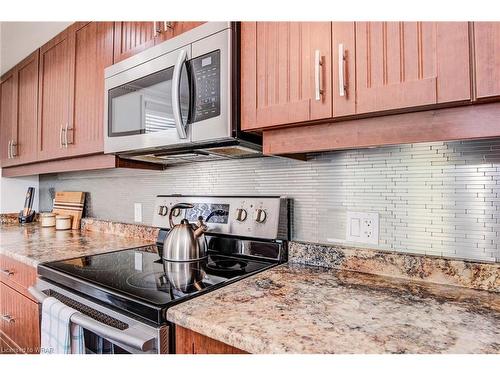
[104,47,192,154]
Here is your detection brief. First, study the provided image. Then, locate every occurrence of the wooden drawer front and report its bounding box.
[0,282,40,353]
[175,326,247,354]
[0,330,23,354]
[0,254,37,298]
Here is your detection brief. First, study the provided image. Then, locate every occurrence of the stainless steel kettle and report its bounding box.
[163,203,208,262]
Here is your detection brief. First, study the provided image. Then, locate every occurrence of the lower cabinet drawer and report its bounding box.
[0,254,37,299]
[0,281,40,353]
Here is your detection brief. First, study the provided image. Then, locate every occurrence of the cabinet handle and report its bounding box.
[0,268,14,276]
[7,140,12,159]
[59,125,64,148]
[164,21,173,31]
[64,123,72,148]
[338,43,347,97]
[1,314,15,323]
[314,50,323,101]
[153,21,160,36]
[11,141,17,157]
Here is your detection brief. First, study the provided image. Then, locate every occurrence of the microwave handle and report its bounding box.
[172,49,188,139]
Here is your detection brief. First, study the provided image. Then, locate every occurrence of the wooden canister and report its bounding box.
[55,215,72,230]
[40,212,56,227]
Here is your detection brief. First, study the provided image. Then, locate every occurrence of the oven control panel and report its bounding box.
[152,195,288,240]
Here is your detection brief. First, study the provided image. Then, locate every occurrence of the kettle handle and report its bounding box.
[169,203,194,229]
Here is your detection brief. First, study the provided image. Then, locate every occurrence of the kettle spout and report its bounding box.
[194,216,208,238]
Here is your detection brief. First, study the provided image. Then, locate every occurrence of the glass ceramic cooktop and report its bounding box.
[39,246,273,324]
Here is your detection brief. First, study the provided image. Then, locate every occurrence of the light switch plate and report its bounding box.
[346,211,379,245]
[134,203,142,223]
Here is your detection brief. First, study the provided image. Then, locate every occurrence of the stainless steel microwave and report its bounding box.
[104,22,260,164]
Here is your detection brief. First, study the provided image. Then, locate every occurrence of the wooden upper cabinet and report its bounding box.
[474,22,500,100]
[354,22,471,114]
[15,52,39,165]
[38,22,114,161]
[68,22,114,157]
[38,29,73,161]
[113,22,206,63]
[155,22,205,43]
[241,22,332,131]
[0,71,17,167]
[0,52,39,168]
[113,22,157,63]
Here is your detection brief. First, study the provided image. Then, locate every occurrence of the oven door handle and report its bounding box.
[28,287,156,352]
[172,48,188,139]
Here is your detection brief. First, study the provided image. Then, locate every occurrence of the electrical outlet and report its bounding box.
[134,203,143,223]
[346,212,379,245]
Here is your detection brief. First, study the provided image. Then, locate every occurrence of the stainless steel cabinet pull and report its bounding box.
[59,125,64,148]
[164,21,173,31]
[11,141,17,157]
[338,44,347,97]
[28,287,156,352]
[1,314,15,323]
[172,49,188,139]
[7,140,12,159]
[314,50,323,101]
[0,268,14,276]
[64,123,71,148]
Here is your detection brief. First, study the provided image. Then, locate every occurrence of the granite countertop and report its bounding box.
[167,263,500,354]
[0,222,153,267]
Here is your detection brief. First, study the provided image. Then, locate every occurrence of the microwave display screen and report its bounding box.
[201,56,212,67]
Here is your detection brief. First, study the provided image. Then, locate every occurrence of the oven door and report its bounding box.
[104,47,192,154]
[29,279,168,354]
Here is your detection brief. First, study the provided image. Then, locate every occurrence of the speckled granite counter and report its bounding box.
[168,263,500,354]
[0,222,153,267]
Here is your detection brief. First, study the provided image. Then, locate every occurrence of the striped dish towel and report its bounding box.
[40,297,85,354]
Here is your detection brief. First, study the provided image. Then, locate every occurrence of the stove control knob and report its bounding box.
[253,208,267,223]
[171,207,181,217]
[158,206,168,216]
[235,208,247,222]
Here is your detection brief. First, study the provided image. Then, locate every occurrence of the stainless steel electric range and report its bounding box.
[30,196,289,354]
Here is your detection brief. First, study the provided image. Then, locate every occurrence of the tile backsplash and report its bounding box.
[39,139,500,262]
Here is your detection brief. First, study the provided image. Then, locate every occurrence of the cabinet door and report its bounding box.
[15,51,39,165]
[175,326,247,354]
[113,22,157,63]
[67,22,114,156]
[241,22,332,130]
[155,21,205,43]
[0,282,40,354]
[355,22,470,114]
[0,71,17,167]
[474,22,500,99]
[37,29,73,161]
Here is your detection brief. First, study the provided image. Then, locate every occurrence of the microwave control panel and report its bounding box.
[191,50,221,123]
